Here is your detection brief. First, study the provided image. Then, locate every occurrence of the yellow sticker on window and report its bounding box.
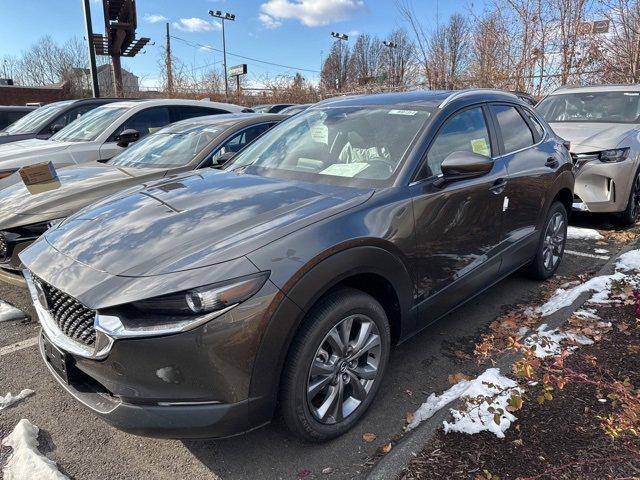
[148,127,162,134]
[471,138,490,156]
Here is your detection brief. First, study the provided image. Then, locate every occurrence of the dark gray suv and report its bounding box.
[21,90,574,441]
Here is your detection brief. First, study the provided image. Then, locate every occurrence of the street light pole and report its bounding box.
[330,31,348,91]
[82,0,100,97]
[383,40,398,89]
[208,9,236,98]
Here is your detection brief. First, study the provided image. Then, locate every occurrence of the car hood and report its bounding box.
[548,122,636,152]
[0,138,73,160]
[0,133,36,145]
[43,170,373,277]
[0,163,169,226]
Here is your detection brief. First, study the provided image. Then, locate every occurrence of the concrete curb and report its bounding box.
[366,238,640,480]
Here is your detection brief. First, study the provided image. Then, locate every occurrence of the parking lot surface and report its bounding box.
[0,213,635,480]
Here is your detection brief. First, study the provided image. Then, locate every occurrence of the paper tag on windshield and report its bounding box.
[310,124,328,144]
[389,109,418,116]
[320,163,369,177]
[471,138,490,156]
[148,127,162,134]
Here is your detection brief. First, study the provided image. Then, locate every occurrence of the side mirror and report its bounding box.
[115,129,140,148]
[50,123,64,134]
[212,151,236,167]
[434,151,494,187]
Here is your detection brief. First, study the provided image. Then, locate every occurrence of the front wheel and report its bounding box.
[280,287,390,442]
[619,169,640,227]
[527,201,568,280]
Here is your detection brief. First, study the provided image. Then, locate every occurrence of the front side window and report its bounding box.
[494,105,534,153]
[50,105,130,142]
[210,123,275,164]
[113,107,171,139]
[422,107,492,178]
[537,91,640,123]
[53,104,95,129]
[3,100,74,134]
[225,106,434,187]
[108,123,223,169]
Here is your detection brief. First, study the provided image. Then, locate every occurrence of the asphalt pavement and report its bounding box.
[0,212,634,480]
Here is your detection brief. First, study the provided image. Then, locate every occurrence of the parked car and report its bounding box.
[279,103,313,116]
[21,90,573,442]
[537,84,640,225]
[0,113,283,286]
[0,99,244,180]
[0,98,123,145]
[0,105,37,131]
[251,103,294,113]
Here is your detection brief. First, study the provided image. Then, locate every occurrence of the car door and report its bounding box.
[409,104,508,325]
[489,103,560,273]
[99,106,171,160]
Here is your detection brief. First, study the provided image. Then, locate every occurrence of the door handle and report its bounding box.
[490,178,507,194]
[545,157,559,168]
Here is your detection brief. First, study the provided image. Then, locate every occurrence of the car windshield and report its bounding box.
[108,123,224,168]
[251,105,272,113]
[537,91,640,123]
[50,105,130,142]
[2,101,74,134]
[225,105,434,187]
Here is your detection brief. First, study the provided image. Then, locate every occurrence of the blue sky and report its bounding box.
[0,0,466,87]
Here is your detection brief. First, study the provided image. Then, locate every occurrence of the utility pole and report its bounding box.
[82,0,100,97]
[208,10,236,98]
[165,22,173,97]
[330,32,348,91]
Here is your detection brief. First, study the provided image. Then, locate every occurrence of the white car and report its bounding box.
[537,85,640,225]
[0,99,245,179]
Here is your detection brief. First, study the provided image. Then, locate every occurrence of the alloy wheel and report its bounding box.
[542,211,566,271]
[630,173,640,221]
[306,314,381,424]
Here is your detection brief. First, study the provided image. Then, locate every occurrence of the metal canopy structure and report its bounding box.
[92,0,150,96]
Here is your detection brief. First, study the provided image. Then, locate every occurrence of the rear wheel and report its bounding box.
[619,169,640,227]
[527,201,567,280]
[280,287,390,442]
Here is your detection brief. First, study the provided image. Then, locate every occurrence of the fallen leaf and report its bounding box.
[448,372,471,384]
[321,467,333,474]
[406,412,415,424]
[512,438,523,446]
[362,433,377,442]
[381,443,392,454]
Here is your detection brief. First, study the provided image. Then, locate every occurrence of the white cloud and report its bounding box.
[172,18,221,32]
[144,14,168,24]
[259,13,283,29]
[347,30,360,37]
[260,0,366,27]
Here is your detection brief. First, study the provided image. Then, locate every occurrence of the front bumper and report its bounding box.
[38,332,262,439]
[573,155,638,213]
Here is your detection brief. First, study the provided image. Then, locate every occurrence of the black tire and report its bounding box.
[618,168,640,227]
[280,287,390,442]
[527,201,568,280]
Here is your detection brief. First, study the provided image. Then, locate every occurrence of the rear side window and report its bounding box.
[522,109,545,141]
[173,106,228,121]
[494,105,535,153]
[422,107,492,178]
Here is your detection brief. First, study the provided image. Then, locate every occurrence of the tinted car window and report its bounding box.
[116,107,171,139]
[522,109,545,141]
[211,123,275,164]
[52,104,95,129]
[537,91,640,123]
[494,105,534,153]
[423,107,492,178]
[173,106,228,121]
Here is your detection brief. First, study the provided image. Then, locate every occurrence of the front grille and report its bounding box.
[0,233,7,261]
[36,277,97,346]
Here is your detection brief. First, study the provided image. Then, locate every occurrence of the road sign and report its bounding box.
[228,64,247,77]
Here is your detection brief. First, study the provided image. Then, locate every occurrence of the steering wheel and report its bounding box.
[364,156,396,174]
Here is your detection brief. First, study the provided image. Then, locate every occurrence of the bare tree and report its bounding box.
[349,34,383,85]
[598,0,640,82]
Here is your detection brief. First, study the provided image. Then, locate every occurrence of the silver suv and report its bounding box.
[537,85,640,225]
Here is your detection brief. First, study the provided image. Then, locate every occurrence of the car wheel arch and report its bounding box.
[246,244,415,426]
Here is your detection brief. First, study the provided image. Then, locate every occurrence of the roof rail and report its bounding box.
[439,88,519,109]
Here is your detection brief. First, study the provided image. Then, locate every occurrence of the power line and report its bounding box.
[170,34,320,74]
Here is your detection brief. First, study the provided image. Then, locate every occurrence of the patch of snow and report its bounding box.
[0,389,34,411]
[525,324,593,359]
[409,368,521,439]
[617,249,640,271]
[574,308,600,320]
[567,226,604,240]
[0,301,26,323]
[2,419,68,480]
[517,326,529,336]
[594,248,608,254]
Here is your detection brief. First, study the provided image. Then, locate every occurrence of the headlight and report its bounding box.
[599,147,630,163]
[132,271,270,316]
